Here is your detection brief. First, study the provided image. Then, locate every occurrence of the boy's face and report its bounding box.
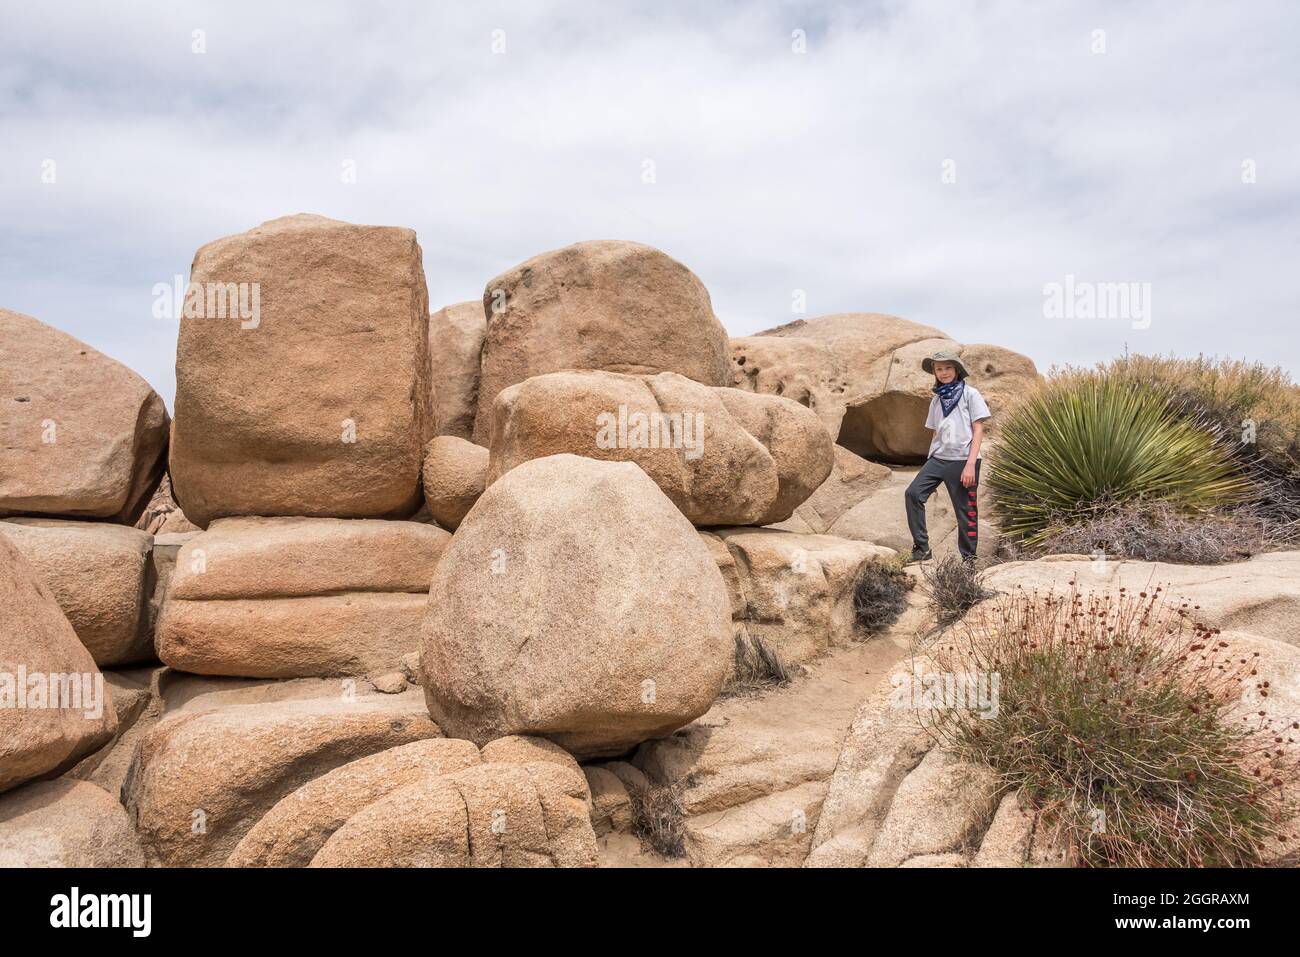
[933,361,958,384]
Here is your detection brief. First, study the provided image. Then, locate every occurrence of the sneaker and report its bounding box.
[909,546,933,564]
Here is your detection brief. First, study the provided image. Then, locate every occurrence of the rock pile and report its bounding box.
[9,215,1174,872]
[472,240,731,443]
[485,370,833,526]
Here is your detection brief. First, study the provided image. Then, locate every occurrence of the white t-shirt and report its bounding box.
[925,384,992,460]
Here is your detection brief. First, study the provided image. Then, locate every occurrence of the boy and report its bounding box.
[904,349,991,563]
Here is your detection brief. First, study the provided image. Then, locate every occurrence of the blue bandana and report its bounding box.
[933,379,965,418]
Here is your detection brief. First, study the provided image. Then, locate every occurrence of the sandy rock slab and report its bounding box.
[983,551,1300,650]
[170,213,432,526]
[863,746,1000,867]
[970,793,1037,867]
[704,528,896,668]
[0,533,117,795]
[804,656,939,868]
[473,239,731,443]
[1,518,154,666]
[633,633,914,866]
[804,652,1030,869]
[157,517,448,678]
[1,308,168,523]
[122,690,440,867]
[0,779,144,867]
[684,780,828,868]
[788,445,893,534]
[421,454,733,759]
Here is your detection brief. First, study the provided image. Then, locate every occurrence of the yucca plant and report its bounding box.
[987,374,1250,545]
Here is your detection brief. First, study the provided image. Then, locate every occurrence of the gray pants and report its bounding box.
[905,457,981,559]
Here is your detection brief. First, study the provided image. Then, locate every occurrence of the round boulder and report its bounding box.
[421,436,488,530]
[420,454,732,758]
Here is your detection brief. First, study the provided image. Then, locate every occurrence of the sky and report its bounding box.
[2,0,1298,408]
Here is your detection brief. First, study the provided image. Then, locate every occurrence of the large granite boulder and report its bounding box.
[122,691,439,866]
[420,454,733,758]
[0,309,167,523]
[486,370,832,526]
[0,779,145,867]
[428,300,486,440]
[704,528,897,667]
[472,240,730,443]
[228,737,482,867]
[310,757,597,868]
[170,214,431,526]
[731,314,1040,463]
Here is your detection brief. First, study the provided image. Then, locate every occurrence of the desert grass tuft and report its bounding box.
[724,631,790,696]
[853,558,911,634]
[920,555,996,627]
[926,583,1299,867]
[629,781,688,858]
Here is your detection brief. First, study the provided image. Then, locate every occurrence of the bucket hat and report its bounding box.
[921,349,969,379]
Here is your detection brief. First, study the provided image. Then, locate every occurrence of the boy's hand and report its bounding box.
[961,463,977,487]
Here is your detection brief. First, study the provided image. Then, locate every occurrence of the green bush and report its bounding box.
[987,373,1249,546]
[1105,355,1300,542]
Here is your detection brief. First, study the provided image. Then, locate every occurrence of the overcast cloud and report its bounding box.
[2,0,1297,406]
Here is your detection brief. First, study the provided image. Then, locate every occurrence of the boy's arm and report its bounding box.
[961,416,990,487]
[961,387,993,486]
